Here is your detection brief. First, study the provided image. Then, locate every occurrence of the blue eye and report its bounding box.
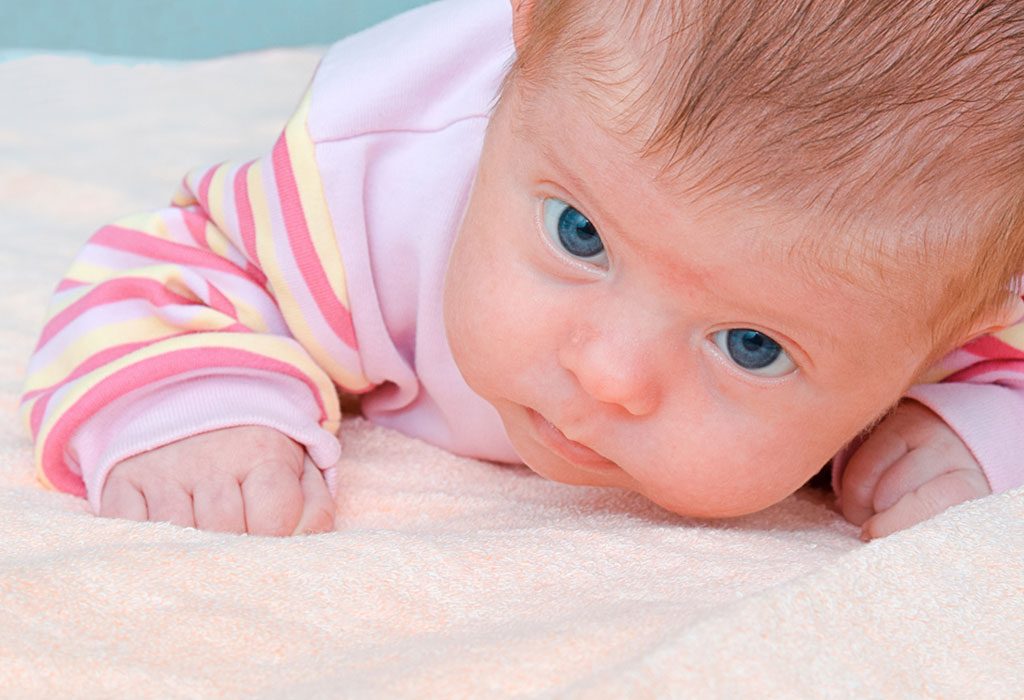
[713,329,796,377]
[542,198,607,265]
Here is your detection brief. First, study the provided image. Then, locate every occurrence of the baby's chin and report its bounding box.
[519,448,802,518]
[636,481,799,520]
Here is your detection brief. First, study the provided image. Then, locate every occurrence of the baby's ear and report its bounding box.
[511,0,539,50]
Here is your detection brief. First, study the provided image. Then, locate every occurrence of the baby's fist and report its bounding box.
[100,426,335,536]
[839,400,990,540]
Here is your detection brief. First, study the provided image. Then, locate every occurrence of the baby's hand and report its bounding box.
[100,426,335,536]
[839,401,990,540]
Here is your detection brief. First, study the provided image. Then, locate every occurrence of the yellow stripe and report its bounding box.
[917,365,949,384]
[27,314,220,392]
[206,163,228,235]
[203,218,234,260]
[113,212,173,241]
[286,93,352,310]
[64,260,123,286]
[19,393,41,435]
[995,322,1024,350]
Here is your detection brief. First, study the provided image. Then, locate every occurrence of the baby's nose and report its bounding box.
[558,327,660,416]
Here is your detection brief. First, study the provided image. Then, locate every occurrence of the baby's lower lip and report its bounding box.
[526,409,619,471]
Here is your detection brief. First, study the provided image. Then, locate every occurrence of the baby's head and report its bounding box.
[443,0,1024,517]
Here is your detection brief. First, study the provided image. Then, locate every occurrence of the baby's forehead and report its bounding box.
[525,75,956,308]
[667,181,956,324]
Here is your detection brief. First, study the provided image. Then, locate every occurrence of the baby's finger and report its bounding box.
[192,475,246,534]
[292,458,336,535]
[861,469,989,540]
[870,444,948,514]
[241,462,303,537]
[144,482,196,529]
[840,424,909,525]
[99,477,148,521]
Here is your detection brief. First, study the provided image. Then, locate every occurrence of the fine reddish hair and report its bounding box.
[505,0,1024,363]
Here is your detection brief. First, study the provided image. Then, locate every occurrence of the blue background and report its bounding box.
[0,0,432,59]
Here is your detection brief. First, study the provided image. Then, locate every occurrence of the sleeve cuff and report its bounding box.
[66,370,342,513]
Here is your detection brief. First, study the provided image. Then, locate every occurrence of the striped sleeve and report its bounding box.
[20,88,372,501]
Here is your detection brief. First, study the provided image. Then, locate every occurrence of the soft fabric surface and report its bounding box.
[1,50,1022,699]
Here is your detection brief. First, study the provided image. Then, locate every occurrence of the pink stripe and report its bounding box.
[244,262,268,288]
[233,161,259,262]
[271,133,358,348]
[27,394,48,442]
[39,347,333,497]
[946,359,1024,384]
[36,277,196,349]
[961,334,1024,361]
[196,166,217,212]
[205,280,238,321]
[92,226,254,281]
[188,165,268,286]
[56,279,88,292]
[182,207,209,247]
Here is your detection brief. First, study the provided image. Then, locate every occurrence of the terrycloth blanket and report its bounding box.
[1,49,1022,699]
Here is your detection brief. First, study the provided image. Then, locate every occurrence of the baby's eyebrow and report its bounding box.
[540,138,713,278]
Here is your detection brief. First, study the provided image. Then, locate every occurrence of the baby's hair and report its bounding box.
[505,0,1024,364]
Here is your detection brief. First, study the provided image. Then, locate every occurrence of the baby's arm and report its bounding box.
[838,324,1024,539]
[20,89,371,532]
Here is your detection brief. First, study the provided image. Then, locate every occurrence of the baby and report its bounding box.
[22,0,1024,539]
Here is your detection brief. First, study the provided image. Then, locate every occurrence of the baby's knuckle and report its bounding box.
[206,481,238,509]
[251,508,297,537]
[946,471,988,501]
[914,478,967,516]
[870,484,896,514]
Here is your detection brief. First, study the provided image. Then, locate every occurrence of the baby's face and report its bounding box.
[443,80,934,518]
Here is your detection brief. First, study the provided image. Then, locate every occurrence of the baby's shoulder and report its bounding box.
[307,0,514,144]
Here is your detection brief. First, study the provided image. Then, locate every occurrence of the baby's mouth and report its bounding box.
[526,408,619,471]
